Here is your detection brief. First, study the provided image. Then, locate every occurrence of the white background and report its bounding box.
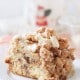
[0,0,80,35]
[0,0,80,18]
[0,0,25,19]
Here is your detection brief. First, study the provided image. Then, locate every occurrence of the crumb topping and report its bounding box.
[5,27,75,80]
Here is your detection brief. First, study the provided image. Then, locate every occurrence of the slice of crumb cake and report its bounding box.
[5,27,75,80]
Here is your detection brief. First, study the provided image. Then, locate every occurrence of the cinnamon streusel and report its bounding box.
[5,27,75,80]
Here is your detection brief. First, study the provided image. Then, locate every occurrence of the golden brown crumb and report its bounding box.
[59,38,69,49]
[25,35,38,42]
[37,27,46,33]
[5,57,11,63]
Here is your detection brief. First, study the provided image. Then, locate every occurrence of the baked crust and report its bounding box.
[5,27,75,80]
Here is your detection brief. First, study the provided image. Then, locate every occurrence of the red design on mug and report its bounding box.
[36,6,51,27]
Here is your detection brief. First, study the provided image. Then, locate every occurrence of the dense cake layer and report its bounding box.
[5,27,75,80]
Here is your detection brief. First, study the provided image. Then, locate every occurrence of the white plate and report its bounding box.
[0,44,80,80]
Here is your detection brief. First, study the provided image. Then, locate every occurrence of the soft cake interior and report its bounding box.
[5,27,75,80]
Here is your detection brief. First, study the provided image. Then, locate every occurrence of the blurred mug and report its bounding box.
[24,0,65,27]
